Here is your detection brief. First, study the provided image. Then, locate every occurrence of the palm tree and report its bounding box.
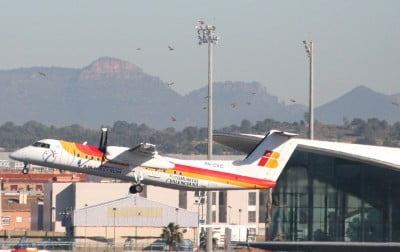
[161,222,183,252]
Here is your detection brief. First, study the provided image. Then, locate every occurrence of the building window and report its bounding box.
[248,211,256,223]
[248,192,256,206]
[195,191,205,197]
[36,185,43,191]
[2,217,10,226]
[10,185,18,191]
[218,191,227,223]
[212,211,216,222]
[179,190,187,209]
[16,216,23,223]
[212,192,216,205]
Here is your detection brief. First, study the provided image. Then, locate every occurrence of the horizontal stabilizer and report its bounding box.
[214,132,263,153]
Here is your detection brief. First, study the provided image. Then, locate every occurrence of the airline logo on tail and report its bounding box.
[258,150,280,168]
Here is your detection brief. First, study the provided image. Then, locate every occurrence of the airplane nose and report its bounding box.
[9,149,23,161]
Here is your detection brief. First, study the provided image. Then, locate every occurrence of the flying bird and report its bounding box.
[203,106,207,110]
[171,116,177,122]
[289,98,296,103]
[166,82,174,87]
[38,72,46,77]
[231,103,237,108]
[198,20,205,25]
[246,102,251,105]
[168,46,174,51]
[251,92,256,95]
[392,101,400,106]
[204,96,210,99]
[136,48,141,51]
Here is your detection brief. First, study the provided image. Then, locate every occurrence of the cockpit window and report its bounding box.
[32,142,50,149]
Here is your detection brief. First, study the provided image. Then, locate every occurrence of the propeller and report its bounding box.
[98,128,108,162]
[98,130,104,150]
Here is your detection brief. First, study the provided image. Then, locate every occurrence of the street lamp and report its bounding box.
[238,209,242,242]
[84,204,88,249]
[228,205,232,225]
[194,200,201,249]
[196,21,219,252]
[113,207,116,252]
[303,40,314,140]
[238,208,242,225]
[175,208,179,225]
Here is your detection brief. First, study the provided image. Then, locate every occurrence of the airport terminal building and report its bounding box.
[214,132,400,247]
[268,150,400,242]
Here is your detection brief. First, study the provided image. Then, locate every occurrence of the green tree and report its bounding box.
[240,119,252,133]
[161,222,183,252]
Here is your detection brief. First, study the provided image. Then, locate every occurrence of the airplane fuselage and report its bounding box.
[10,139,276,191]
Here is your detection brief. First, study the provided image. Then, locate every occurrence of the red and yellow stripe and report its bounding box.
[60,141,103,158]
[168,164,276,189]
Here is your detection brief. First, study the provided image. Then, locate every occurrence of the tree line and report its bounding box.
[1,117,400,154]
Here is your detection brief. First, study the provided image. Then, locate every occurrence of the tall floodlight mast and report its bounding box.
[303,40,314,140]
[196,21,219,252]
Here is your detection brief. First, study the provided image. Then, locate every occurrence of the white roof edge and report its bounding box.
[294,138,400,170]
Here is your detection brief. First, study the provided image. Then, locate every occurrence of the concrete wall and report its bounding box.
[73,182,131,209]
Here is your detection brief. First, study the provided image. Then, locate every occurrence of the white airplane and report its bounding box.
[9,129,298,194]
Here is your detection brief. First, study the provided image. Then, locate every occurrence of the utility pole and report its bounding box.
[113,207,116,252]
[196,21,219,252]
[303,40,314,140]
[0,178,2,231]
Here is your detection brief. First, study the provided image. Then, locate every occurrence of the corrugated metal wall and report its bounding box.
[74,194,198,227]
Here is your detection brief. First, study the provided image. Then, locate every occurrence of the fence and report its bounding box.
[0,241,194,252]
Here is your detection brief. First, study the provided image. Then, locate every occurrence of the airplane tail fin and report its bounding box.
[242,130,298,182]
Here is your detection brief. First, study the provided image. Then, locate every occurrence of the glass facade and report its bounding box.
[269,151,400,242]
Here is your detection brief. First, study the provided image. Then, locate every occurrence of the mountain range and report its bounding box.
[0,57,398,129]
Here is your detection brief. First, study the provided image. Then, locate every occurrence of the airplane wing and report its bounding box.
[107,143,174,169]
[128,143,156,155]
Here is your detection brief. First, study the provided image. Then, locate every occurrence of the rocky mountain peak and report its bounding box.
[79,57,144,81]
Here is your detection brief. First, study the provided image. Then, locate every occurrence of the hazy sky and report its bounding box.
[1,0,399,106]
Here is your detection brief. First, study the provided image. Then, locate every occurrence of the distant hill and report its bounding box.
[1,57,398,129]
[0,57,306,129]
[0,57,199,129]
[185,81,306,128]
[315,86,400,124]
